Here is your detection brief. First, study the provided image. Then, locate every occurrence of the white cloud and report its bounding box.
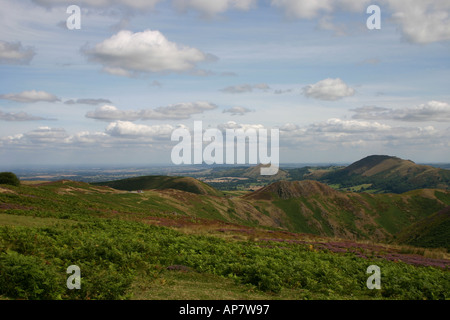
[223,106,253,115]
[220,83,271,94]
[0,110,50,121]
[310,118,391,133]
[302,78,355,101]
[351,101,450,122]
[83,30,212,76]
[270,0,450,44]
[105,121,174,138]
[64,98,112,105]
[271,0,334,19]
[217,121,265,131]
[0,90,60,103]
[386,0,450,44]
[0,40,35,65]
[86,101,217,121]
[22,127,69,145]
[278,118,449,151]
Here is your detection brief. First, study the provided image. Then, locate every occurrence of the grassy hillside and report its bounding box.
[396,205,450,250]
[243,180,450,241]
[93,175,223,197]
[318,155,450,193]
[0,180,448,300]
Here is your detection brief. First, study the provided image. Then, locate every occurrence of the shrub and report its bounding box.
[0,172,20,187]
[0,251,63,299]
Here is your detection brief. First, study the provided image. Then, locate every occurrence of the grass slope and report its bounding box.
[397,205,450,250]
[0,181,448,300]
[319,155,450,193]
[93,175,223,197]
[243,180,450,241]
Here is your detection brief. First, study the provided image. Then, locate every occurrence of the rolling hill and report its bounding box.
[1,174,449,300]
[243,179,450,241]
[93,175,223,197]
[397,205,450,250]
[317,155,450,193]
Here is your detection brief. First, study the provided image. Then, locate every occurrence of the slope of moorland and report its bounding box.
[317,155,450,193]
[202,155,449,193]
[396,205,450,250]
[0,179,448,300]
[93,175,223,197]
[242,180,450,241]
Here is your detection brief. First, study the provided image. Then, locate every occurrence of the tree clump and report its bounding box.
[0,172,20,186]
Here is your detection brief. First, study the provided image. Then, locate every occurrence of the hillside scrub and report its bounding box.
[0,218,448,300]
[0,172,20,187]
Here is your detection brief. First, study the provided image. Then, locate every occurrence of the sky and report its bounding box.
[0,0,449,168]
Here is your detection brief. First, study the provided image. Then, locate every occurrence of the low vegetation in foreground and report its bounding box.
[0,180,448,300]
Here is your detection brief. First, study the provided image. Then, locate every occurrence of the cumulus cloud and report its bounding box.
[302,78,355,101]
[105,121,175,138]
[271,0,334,19]
[387,0,450,44]
[220,83,271,94]
[223,106,253,116]
[64,98,112,105]
[9,127,69,145]
[1,122,174,149]
[83,30,212,77]
[277,118,449,151]
[271,0,450,44]
[0,110,52,121]
[351,101,450,122]
[0,40,35,65]
[0,90,60,103]
[309,118,391,133]
[278,123,300,132]
[86,101,217,121]
[217,121,265,131]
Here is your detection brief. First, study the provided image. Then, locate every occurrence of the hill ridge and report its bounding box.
[94,175,222,196]
[244,180,337,200]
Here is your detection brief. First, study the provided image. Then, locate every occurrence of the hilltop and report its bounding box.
[317,155,450,193]
[244,180,337,200]
[195,155,450,194]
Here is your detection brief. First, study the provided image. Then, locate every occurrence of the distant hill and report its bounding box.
[397,205,450,250]
[318,155,450,193]
[1,175,450,245]
[243,179,450,241]
[208,164,289,181]
[94,175,222,196]
[244,180,337,200]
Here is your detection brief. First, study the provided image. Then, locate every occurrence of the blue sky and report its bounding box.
[0,0,449,167]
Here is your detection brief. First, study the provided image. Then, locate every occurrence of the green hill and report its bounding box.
[243,180,450,241]
[94,175,223,197]
[318,155,450,193]
[0,176,449,300]
[397,205,450,250]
